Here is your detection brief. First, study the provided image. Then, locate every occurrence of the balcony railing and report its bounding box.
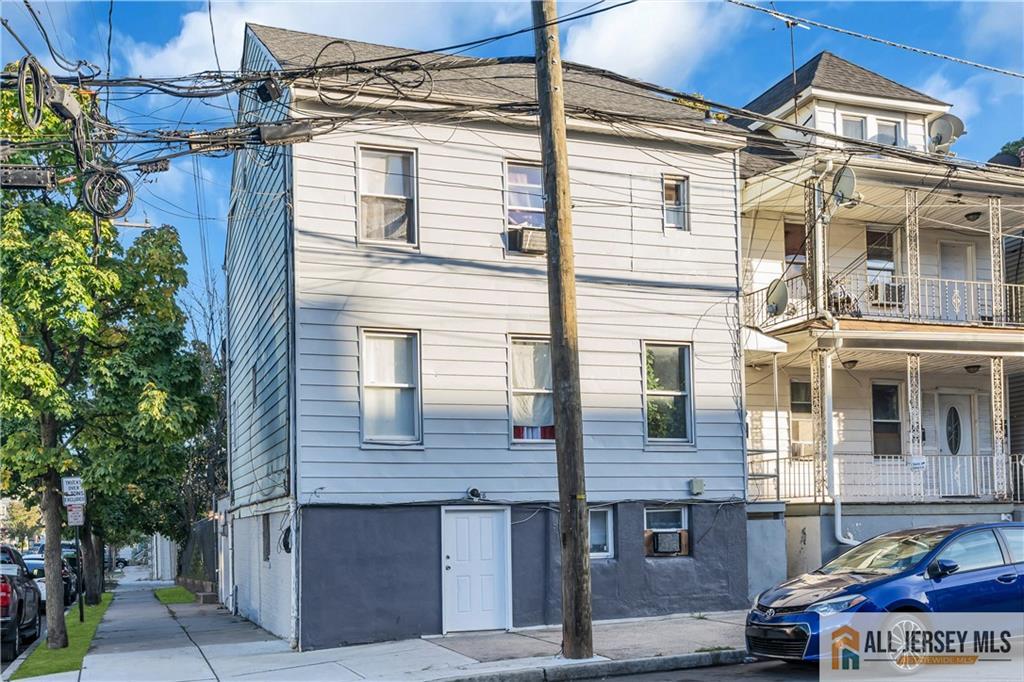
[1012,453,1024,503]
[748,452,1011,503]
[744,272,1024,331]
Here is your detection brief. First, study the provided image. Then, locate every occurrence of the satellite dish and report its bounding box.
[929,114,965,153]
[831,167,858,206]
[765,278,789,317]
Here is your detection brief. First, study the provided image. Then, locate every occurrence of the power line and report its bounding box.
[726,0,1024,80]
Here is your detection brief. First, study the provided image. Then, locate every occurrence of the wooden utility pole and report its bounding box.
[531,0,593,659]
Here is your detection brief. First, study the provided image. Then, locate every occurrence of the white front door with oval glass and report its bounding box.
[936,394,975,496]
[441,507,511,633]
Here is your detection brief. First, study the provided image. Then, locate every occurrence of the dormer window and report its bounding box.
[878,121,900,147]
[842,116,866,140]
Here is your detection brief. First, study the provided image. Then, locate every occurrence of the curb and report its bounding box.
[2,629,45,681]
[438,648,747,682]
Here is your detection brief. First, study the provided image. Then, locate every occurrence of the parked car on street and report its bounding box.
[0,545,43,661]
[23,555,77,609]
[746,523,1024,662]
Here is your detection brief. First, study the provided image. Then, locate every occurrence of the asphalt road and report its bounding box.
[579,660,819,681]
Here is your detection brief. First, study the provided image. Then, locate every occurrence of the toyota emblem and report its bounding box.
[764,608,775,618]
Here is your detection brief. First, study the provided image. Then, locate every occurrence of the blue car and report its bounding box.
[746,522,1024,662]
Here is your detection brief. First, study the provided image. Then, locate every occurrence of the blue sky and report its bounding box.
[3,1,1022,332]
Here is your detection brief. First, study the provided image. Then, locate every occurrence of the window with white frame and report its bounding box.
[589,508,613,558]
[783,221,806,276]
[842,116,866,141]
[790,380,813,460]
[866,228,896,284]
[362,330,420,443]
[872,383,902,455]
[359,148,415,244]
[511,337,554,441]
[644,343,693,442]
[663,176,689,229]
[507,163,545,252]
[644,507,690,556]
[877,120,900,147]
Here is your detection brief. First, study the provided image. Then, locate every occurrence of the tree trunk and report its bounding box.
[40,462,68,648]
[79,515,102,605]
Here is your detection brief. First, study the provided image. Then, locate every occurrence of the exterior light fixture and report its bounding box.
[964,211,983,222]
[964,364,981,374]
[841,359,858,370]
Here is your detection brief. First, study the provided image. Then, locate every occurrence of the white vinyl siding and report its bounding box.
[361,330,420,444]
[287,110,744,503]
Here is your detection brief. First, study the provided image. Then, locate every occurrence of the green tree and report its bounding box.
[1,73,210,645]
[2,500,42,550]
[1000,137,1024,156]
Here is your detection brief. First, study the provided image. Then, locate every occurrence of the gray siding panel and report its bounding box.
[226,30,291,506]
[290,118,745,504]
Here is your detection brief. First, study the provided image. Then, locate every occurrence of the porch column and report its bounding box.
[992,356,1008,499]
[810,348,833,502]
[806,180,826,316]
[989,196,1005,324]
[905,189,921,319]
[907,353,924,470]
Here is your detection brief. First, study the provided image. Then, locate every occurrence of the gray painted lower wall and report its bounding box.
[785,502,1015,576]
[298,501,748,649]
[746,503,786,601]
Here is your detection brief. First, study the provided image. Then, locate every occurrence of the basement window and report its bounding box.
[589,508,614,559]
[644,507,690,557]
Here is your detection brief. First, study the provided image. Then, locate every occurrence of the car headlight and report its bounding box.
[750,591,764,610]
[806,594,867,616]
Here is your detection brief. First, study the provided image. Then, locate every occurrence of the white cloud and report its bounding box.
[123,1,527,78]
[960,1,1024,62]
[916,73,981,121]
[562,0,744,86]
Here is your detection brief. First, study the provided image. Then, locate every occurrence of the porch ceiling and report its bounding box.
[745,346,1024,375]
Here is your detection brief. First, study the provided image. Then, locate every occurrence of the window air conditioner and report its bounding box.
[652,531,681,554]
[518,227,547,254]
[869,282,904,307]
[791,442,815,461]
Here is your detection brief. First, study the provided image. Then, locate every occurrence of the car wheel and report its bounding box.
[881,612,930,675]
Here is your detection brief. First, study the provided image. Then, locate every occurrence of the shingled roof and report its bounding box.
[246,23,742,133]
[741,51,947,119]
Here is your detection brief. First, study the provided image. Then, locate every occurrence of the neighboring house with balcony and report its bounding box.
[737,52,1024,579]
[224,24,756,649]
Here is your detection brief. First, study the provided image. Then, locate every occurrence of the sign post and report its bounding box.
[61,477,86,623]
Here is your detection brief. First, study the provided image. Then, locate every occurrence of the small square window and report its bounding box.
[589,508,613,558]
[663,176,688,229]
[877,121,900,146]
[360,148,416,244]
[644,507,689,556]
[790,381,812,415]
[842,117,866,141]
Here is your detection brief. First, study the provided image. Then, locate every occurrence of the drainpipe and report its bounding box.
[823,348,857,546]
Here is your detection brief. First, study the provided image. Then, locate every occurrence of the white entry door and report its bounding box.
[936,394,975,496]
[442,507,510,633]
[938,242,972,322]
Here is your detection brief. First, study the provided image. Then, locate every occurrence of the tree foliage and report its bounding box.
[1000,137,1024,156]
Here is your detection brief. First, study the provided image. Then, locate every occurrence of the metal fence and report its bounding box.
[748,453,1011,503]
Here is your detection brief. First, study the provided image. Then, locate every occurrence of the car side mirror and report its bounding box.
[928,558,959,579]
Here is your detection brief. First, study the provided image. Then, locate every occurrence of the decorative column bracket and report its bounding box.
[989,196,1005,324]
[810,348,831,502]
[907,354,924,477]
[992,356,1007,499]
[905,189,921,319]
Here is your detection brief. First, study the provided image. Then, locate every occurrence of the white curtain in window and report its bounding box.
[513,394,553,428]
[512,341,551,389]
[366,334,413,385]
[364,386,416,439]
[361,150,410,196]
[361,196,410,241]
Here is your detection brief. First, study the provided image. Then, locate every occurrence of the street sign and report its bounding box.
[61,476,86,505]
[67,504,84,526]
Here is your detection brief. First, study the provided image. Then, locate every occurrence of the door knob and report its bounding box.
[445,565,452,571]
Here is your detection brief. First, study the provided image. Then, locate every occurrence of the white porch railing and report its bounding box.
[1012,454,1024,503]
[744,272,1024,331]
[748,453,1011,503]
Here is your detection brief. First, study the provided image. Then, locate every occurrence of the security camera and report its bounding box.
[466,487,483,500]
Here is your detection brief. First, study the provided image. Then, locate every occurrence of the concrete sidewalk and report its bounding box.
[16,576,747,682]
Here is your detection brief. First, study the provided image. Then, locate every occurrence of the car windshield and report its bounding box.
[818,529,951,575]
[25,561,44,576]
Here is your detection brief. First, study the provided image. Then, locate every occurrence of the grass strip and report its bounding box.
[154,586,194,605]
[12,592,113,680]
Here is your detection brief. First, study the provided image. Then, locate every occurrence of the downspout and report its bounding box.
[823,348,857,546]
